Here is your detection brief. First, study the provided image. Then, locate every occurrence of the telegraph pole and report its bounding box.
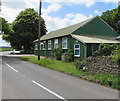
[38,0,42,60]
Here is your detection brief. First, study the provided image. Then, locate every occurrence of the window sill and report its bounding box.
[62,48,67,49]
[74,55,80,57]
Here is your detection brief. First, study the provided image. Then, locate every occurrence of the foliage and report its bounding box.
[53,47,62,60]
[93,44,113,56]
[65,49,74,62]
[74,59,85,69]
[19,56,119,89]
[9,8,47,51]
[1,17,14,42]
[88,73,120,89]
[111,44,120,63]
[101,6,120,35]
[93,43,120,63]
[93,44,118,56]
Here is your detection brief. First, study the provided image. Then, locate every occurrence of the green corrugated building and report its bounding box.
[34,16,119,59]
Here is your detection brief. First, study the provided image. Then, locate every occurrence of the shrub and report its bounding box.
[74,59,85,69]
[65,49,74,62]
[93,43,119,56]
[98,44,112,56]
[54,47,62,60]
[111,44,120,63]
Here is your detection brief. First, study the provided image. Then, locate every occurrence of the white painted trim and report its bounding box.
[74,44,80,57]
[43,41,46,50]
[62,37,67,49]
[54,39,58,48]
[48,40,51,50]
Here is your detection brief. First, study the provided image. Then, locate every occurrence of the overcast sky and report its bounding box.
[0,0,119,46]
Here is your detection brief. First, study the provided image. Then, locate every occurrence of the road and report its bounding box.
[1,51,119,100]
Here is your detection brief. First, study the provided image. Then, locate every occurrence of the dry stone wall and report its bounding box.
[85,56,119,75]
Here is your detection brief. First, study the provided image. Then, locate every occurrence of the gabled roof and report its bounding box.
[71,34,120,43]
[40,16,97,41]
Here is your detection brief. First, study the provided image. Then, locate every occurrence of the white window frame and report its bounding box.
[35,43,38,50]
[54,39,58,48]
[62,37,67,49]
[40,42,43,50]
[74,44,80,57]
[43,41,46,50]
[48,40,51,50]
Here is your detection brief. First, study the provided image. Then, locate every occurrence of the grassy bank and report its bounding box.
[0,48,13,51]
[19,56,119,90]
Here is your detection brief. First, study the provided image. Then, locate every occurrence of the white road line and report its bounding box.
[4,63,18,72]
[32,80,66,100]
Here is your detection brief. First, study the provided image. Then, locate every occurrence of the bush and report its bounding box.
[54,47,62,60]
[93,43,119,56]
[65,49,74,62]
[74,59,85,69]
[111,44,120,63]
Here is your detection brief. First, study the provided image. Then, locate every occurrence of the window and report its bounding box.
[43,41,46,50]
[74,44,80,57]
[40,42,43,50]
[62,37,67,49]
[54,39,58,48]
[48,40,51,50]
[35,43,37,50]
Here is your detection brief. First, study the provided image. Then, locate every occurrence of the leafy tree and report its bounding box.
[11,8,47,51]
[112,6,120,35]
[1,17,13,42]
[101,6,120,35]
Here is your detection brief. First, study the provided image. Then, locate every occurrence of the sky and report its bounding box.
[0,0,119,46]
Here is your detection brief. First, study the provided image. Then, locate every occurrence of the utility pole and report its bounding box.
[38,0,42,60]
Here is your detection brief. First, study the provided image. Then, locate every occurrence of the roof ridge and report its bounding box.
[48,16,98,34]
[40,16,99,41]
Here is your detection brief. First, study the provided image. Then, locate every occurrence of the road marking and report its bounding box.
[32,80,66,100]
[5,63,18,72]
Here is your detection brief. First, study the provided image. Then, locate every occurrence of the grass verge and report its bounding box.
[19,56,119,90]
[0,48,13,51]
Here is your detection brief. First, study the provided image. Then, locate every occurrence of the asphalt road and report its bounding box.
[1,52,119,100]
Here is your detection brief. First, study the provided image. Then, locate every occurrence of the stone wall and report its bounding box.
[85,56,119,75]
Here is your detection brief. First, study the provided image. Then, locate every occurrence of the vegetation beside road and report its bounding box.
[0,48,13,52]
[19,56,119,90]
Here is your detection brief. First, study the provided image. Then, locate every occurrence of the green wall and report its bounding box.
[37,36,69,57]
[69,36,85,59]
[34,36,100,59]
[73,17,118,37]
[86,43,99,57]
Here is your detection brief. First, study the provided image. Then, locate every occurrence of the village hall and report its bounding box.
[34,16,119,59]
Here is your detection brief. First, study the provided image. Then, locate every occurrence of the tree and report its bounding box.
[112,6,120,35]
[1,17,13,42]
[11,8,47,51]
[101,6,120,35]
